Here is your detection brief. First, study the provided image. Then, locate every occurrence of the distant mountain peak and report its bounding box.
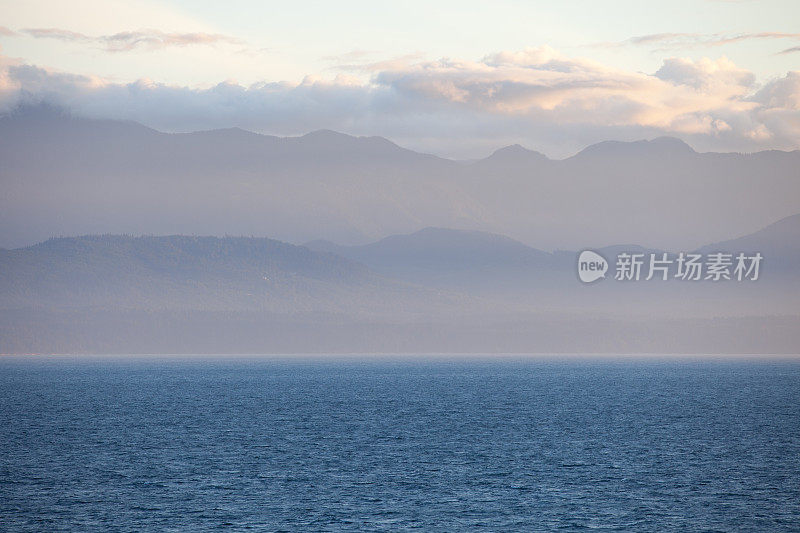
[1,102,159,138]
[575,136,695,158]
[494,143,527,154]
[182,126,266,140]
[301,129,354,140]
[298,129,378,146]
[300,129,400,148]
[483,143,549,163]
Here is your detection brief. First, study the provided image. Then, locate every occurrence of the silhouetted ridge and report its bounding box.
[486,144,549,162]
[573,136,695,159]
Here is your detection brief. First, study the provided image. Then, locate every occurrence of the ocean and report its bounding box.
[1,356,799,531]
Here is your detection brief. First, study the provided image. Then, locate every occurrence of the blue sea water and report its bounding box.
[1,357,799,532]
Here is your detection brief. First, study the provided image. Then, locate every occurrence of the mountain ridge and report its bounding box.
[5,103,792,161]
[2,105,799,251]
[2,217,799,354]
[0,234,427,314]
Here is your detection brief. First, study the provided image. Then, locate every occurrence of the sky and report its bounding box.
[0,0,799,158]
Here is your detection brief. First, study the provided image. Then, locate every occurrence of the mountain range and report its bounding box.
[1,105,798,353]
[1,213,798,354]
[1,105,799,251]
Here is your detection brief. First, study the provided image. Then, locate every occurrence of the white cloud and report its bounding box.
[606,32,800,51]
[655,56,755,91]
[0,47,798,158]
[754,71,800,109]
[19,27,242,52]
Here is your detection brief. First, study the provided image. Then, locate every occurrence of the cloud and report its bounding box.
[0,47,797,158]
[627,33,697,46]
[778,45,800,55]
[100,30,242,52]
[369,48,763,137]
[22,28,91,42]
[606,32,800,51]
[753,71,800,109]
[655,56,755,91]
[0,26,18,37]
[19,27,242,52]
